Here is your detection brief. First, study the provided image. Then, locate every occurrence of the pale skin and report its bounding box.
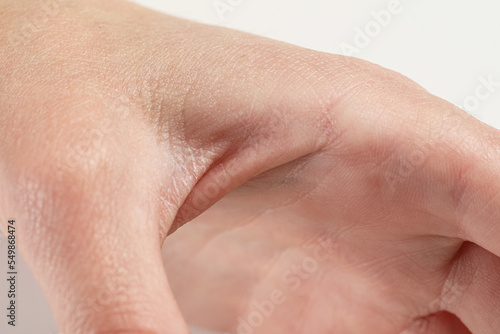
[0,0,499,333]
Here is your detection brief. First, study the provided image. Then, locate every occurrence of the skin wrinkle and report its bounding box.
[467,188,500,237]
[240,155,330,214]
[245,153,319,192]
[273,66,337,148]
[444,136,500,242]
[175,58,338,225]
[171,119,265,226]
[360,240,458,282]
[437,243,478,312]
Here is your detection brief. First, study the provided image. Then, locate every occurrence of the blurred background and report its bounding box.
[1,0,499,333]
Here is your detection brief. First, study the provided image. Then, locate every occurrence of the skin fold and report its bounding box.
[0,0,499,333]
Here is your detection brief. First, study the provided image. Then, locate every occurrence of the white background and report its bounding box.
[1,0,499,333]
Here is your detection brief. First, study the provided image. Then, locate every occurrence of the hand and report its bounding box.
[0,1,499,333]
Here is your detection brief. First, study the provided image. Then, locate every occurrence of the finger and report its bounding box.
[422,312,471,334]
[441,242,500,334]
[381,99,500,253]
[402,311,471,334]
[435,112,500,255]
[166,45,355,229]
[5,125,189,334]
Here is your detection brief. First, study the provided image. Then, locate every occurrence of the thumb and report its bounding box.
[1,117,190,334]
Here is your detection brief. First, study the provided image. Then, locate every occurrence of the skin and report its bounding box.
[0,0,499,333]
